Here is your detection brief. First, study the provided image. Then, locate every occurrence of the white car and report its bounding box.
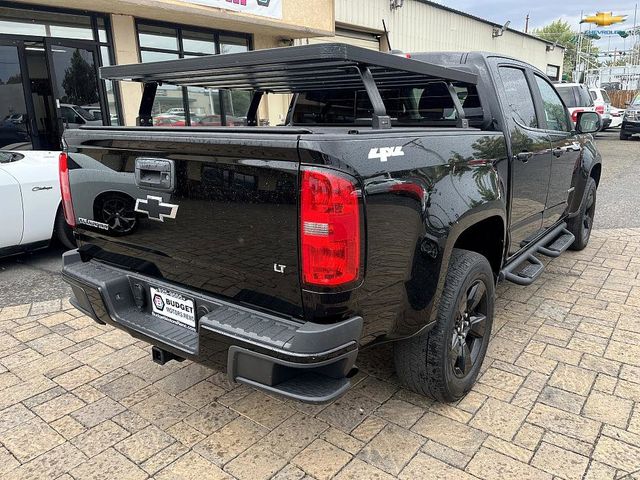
[609,107,624,129]
[0,150,75,256]
[60,104,102,130]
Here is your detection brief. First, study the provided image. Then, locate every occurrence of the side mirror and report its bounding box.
[576,111,601,134]
[75,115,85,124]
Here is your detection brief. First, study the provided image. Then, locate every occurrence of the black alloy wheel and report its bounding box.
[450,280,488,378]
[581,185,596,244]
[567,176,597,251]
[101,195,137,235]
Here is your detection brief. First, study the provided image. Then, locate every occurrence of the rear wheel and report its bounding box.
[95,193,137,235]
[567,177,596,251]
[54,208,76,250]
[394,249,494,402]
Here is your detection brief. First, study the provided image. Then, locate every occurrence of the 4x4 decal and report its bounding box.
[368,146,405,162]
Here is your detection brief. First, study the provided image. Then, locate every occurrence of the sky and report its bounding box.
[431,1,639,56]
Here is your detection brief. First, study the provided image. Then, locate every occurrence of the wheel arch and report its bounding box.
[590,162,602,187]
[451,215,506,277]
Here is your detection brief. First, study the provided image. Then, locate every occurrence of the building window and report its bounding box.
[546,65,560,82]
[136,22,251,127]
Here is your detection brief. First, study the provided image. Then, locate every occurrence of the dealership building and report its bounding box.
[0,0,564,150]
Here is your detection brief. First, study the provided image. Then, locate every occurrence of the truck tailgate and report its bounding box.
[64,128,303,318]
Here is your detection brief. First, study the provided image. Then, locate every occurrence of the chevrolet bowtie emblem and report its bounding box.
[134,195,179,222]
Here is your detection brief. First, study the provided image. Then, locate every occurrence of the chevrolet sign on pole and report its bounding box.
[181,0,282,19]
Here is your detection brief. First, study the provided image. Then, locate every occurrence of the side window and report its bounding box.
[498,67,538,128]
[578,87,594,107]
[60,107,75,123]
[534,76,570,132]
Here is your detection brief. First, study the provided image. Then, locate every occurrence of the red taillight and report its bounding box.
[300,168,361,287]
[58,152,76,228]
[571,109,584,123]
[595,105,605,115]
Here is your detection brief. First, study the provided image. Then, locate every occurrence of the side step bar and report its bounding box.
[501,223,575,286]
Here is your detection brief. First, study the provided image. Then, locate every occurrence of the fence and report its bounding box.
[608,89,639,108]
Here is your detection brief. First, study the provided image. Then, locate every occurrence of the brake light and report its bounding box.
[595,105,605,115]
[300,168,361,287]
[58,152,76,228]
[571,109,584,123]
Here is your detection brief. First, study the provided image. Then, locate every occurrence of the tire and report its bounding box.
[620,132,630,140]
[394,249,495,402]
[566,177,596,251]
[54,208,76,250]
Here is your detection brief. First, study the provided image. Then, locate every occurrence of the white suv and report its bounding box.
[555,83,598,128]
[589,87,613,130]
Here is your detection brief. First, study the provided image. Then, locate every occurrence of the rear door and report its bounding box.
[532,75,581,229]
[494,64,552,255]
[65,129,304,318]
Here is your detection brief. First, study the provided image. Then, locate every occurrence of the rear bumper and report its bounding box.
[62,249,361,403]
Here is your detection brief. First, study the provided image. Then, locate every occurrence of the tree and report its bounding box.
[533,20,599,78]
[61,49,98,105]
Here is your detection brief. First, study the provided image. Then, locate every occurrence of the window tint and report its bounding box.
[535,76,570,132]
[292,83,481,125]
[601,89,611,103]
[498,67,537,128]
[556,86,577,108]
[589,90,597,101]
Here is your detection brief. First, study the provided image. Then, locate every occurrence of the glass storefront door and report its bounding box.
[45,39,104,143]
[0,5,119,150]
[0,41,34,149]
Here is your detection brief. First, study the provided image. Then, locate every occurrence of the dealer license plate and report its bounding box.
[149,286,196,330]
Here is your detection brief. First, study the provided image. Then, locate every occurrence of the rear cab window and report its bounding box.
[290,82,483,127]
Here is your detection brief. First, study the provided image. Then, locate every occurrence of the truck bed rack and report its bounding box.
[100,43,478,130]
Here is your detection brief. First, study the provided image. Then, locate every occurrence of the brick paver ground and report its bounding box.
[1,227,639,479]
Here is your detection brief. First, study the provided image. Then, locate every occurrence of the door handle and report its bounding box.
[553,147,564,157]
[135,157,176,192]
[516,151,533,163]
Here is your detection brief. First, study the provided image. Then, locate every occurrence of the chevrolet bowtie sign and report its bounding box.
[181,0,282,19]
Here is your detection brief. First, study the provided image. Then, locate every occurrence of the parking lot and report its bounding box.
[0,130,639,480]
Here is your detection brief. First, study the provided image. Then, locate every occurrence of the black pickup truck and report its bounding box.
[60,44,602,403]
